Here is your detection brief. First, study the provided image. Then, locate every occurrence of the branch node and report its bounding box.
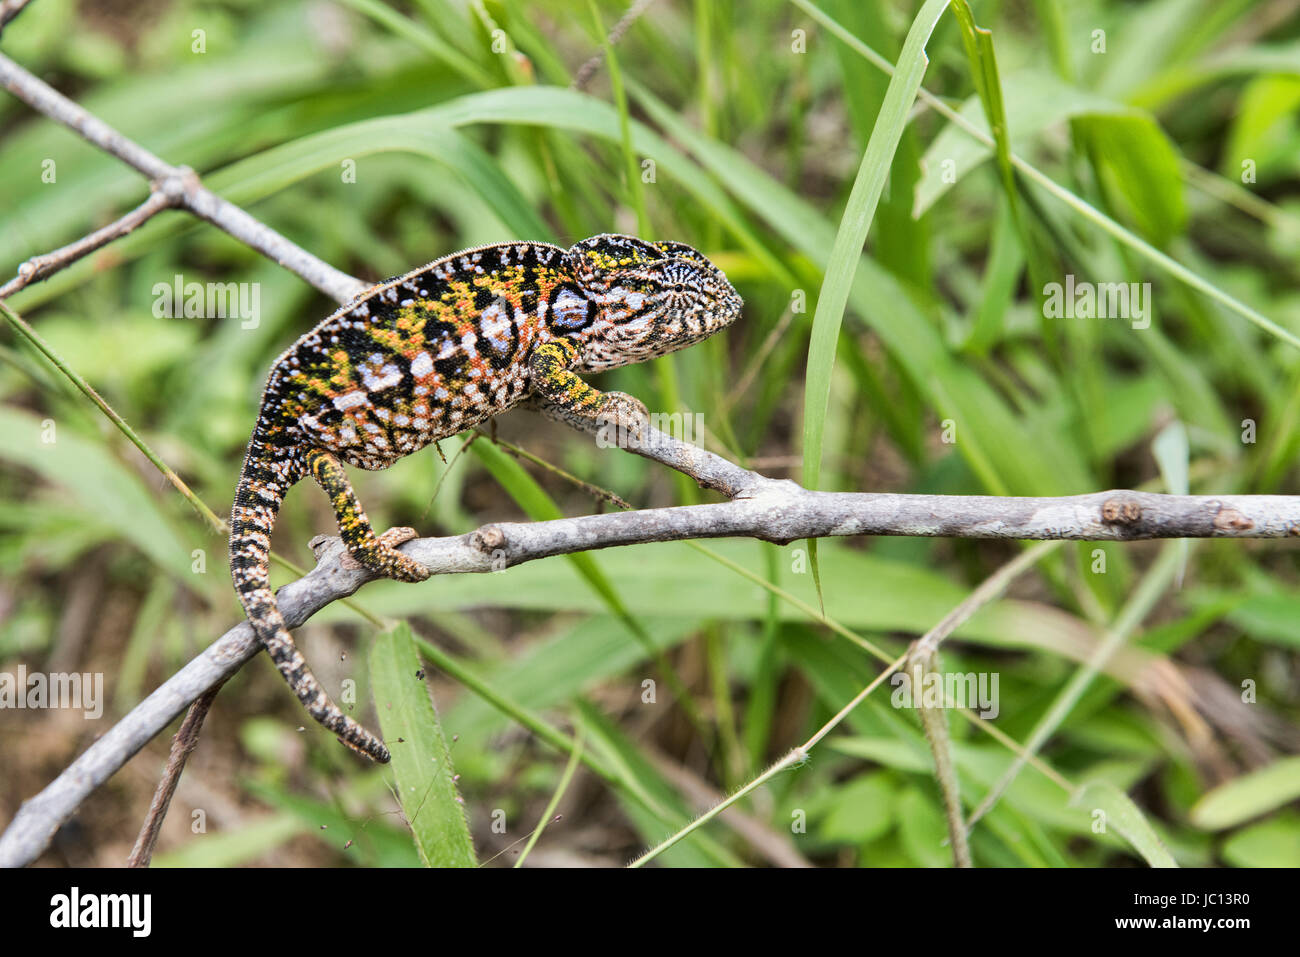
[1101,496,1142,525]
[153,168,194,203]
[1212,504,1254,533]
[472,524,507,553]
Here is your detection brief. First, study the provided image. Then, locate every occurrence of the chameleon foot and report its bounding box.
[596,391,650,447]
[369,526,429,583]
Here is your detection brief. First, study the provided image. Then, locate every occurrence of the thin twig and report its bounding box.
[0,51,366,303]
[628,652,909,867]
[907,542,1062,866]
[0,0,34,34]
[0,189,178,299]
[629,540,1062,868]
[573,0,658,90]
[911,647,971,867]
[482,430,633,510]
[721,306,796,414]
[126,681,227,868]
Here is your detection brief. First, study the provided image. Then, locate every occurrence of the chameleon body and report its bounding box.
[230,234,742,762]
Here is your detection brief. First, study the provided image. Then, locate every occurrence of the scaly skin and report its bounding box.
[230,234,743,761]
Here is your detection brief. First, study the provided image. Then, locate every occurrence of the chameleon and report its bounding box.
[229,234,743,762]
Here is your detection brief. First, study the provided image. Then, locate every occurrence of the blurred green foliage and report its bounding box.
[1,0,1298,867]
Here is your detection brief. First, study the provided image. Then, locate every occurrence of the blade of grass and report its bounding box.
[1069,782,1178,867]
[0,298,225,535]
[1190,757,1300,831]
[513,724,584,868]
[800,0,951,615]
[370,622,476,867]
[334,0,496,87]
[966,544,1185,833]
[586,0,649,238]
[628,651,909,867]
[792,0,1300,351]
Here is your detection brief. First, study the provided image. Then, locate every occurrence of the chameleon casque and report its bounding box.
[230,234,743,762]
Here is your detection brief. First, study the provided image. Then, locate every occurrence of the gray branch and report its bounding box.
[0,50,366,304]
[0,0,34,34]
[0,189,178,299]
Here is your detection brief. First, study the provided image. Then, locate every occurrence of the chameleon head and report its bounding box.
[560,234,743,372]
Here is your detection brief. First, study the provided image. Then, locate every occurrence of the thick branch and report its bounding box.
[0,51,366,304]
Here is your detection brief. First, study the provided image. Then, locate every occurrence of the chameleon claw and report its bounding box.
[378,526,420,548]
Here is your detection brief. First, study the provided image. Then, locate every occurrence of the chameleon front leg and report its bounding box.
[528,337,648,435]
[304,448,430,583]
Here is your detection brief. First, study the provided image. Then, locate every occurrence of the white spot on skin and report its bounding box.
[333,391,368,412]
[552,288,589,328]
[480,301,512,353]
[410,351,434,379]
[362,363,403,392]
[461,331,478,359]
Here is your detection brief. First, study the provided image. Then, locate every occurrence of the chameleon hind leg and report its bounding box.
[304,448,430,583]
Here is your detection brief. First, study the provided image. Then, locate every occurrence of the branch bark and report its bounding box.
[126,680,226,868]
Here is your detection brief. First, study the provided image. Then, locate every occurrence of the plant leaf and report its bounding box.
[370,623,476,867]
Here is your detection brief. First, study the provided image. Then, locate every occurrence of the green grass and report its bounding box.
[1,0,1299,868]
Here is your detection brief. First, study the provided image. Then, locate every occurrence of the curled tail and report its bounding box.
[229,438,391,763]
